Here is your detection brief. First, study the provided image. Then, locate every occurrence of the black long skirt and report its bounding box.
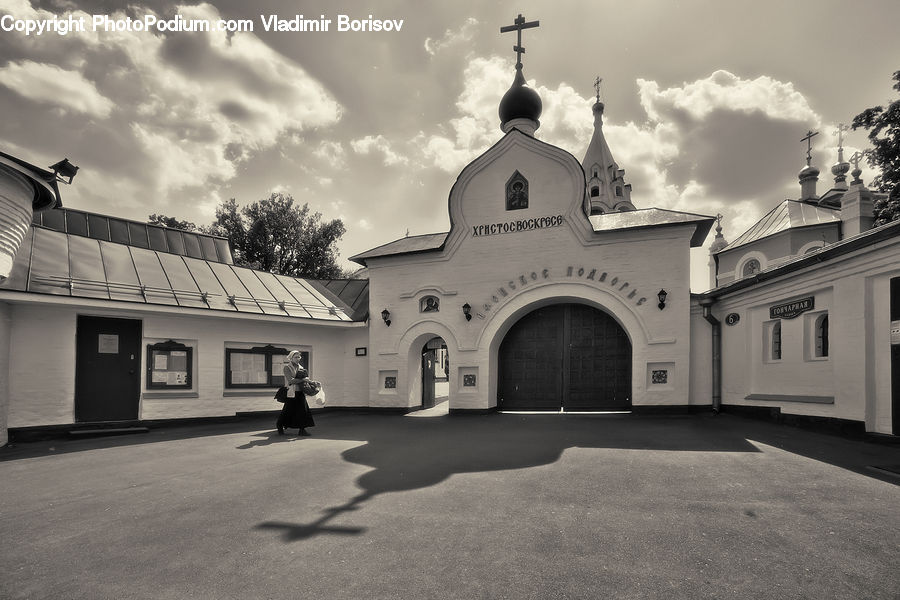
[277,391,315,429]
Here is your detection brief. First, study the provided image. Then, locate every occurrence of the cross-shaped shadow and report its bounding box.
[255,492,371,540]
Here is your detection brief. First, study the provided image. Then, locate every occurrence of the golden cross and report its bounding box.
[500,14,540,68]
[594,76,603,103]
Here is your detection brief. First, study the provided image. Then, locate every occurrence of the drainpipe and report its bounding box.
[699,298,721,414]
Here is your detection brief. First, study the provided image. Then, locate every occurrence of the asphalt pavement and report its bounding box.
[1,411,899,600]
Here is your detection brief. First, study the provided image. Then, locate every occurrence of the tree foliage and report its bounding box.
[148,213,198,231]
[149,194,348,279]
[852,69,900,225]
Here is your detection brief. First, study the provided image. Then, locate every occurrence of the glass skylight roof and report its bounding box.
[1,225,358,322]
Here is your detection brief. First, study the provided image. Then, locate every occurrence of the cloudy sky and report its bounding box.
[1,0,898,290]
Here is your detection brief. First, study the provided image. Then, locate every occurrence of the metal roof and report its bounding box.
[33,207,233,264]
[588,208,715,247]
[700,218,900,298]
[720,200,840,254]
[306,278,370,321]
[349,232,448,266]
[0,225,361,322]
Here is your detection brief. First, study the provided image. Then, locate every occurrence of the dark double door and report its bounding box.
[75,316,142,422]
[498,303,631,411]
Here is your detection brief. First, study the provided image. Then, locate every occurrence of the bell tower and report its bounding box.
[582,77,634,215]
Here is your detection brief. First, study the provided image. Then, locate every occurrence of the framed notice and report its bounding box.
[147,340,193,390]
[98,334,119,354]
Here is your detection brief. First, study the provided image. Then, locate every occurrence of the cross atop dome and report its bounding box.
[500,13,539,69]
[497,13,543,134]
[801,130,819,167]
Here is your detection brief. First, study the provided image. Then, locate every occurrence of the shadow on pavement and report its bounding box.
[256,412,767,542]
[253,412,900,542]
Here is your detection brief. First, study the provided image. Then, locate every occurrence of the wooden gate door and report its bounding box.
[566,303,632,411]
[498,304,631,411]
[75,315,142,422]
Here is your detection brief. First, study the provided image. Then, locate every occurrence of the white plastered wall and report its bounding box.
[699,240,900,434]
[6,301,369,427]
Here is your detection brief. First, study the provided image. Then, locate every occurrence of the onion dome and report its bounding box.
[798,164,820,180]
[499,66,542,129]
[831,147,850,187]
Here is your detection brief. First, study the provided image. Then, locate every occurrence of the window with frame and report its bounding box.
[225,345,307,388]
[814,313,829,357]
[770,321,782,360]
[147,340,193,389]
[743,259,761,277]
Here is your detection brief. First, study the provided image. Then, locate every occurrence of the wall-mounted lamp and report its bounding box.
[657,289,668,310]
[381,308,391,326]
[462,303,472,321]
[49,158,79,185]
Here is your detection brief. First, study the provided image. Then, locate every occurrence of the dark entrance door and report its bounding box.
[498,303,631,411]
[422,347,436,409]
[75,315,142,422]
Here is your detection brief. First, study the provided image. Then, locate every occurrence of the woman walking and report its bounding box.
[276,350,315,436]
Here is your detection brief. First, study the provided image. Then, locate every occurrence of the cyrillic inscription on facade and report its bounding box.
[769,296,814,319]
[475,265,648,319]
[472,214,564,237]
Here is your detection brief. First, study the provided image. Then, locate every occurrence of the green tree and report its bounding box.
[852,69,900,225]
[206,194,348,279]
[148,213,198,231]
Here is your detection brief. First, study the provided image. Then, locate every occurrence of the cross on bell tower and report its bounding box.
[594,76,603,103]
[500,14,540,69]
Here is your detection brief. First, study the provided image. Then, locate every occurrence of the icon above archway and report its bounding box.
[505,171,529,210]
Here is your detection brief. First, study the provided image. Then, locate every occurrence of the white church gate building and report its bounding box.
[2,14,899,444]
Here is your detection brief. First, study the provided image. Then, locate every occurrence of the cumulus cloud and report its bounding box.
[638,70,818,123]
[0,0,342,212]
[0,60,114,117]
[351,134,409,166]
[424,17,479,56]
[314,141,347,166]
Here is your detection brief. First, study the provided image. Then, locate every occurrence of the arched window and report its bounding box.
[742,259,761,277]
[771,321,782,360]
[590,186,599,197]
[815,314,829,357]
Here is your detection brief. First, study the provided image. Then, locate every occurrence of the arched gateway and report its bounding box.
[498,303,632,411]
